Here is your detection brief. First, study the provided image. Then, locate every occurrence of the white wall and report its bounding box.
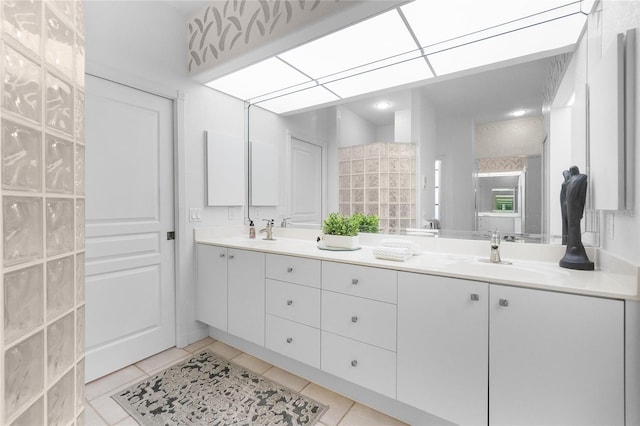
[85,1,246,346]
[337,105,376,146]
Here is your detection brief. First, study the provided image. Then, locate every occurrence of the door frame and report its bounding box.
[284,129,328,226]
[85,71,188,348]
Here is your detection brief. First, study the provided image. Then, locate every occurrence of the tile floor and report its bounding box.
[84,337,408,426]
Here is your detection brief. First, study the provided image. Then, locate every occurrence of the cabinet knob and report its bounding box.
[286,299,293,306]
[219,253,225,258]
[470,293,480,301]
[287,267,293,272]
[351,360,358,367]
[499,298,509,307]
[228,254,234,260]
[352,279,359,285]
[351,316,358,323]
[286,337,293,343]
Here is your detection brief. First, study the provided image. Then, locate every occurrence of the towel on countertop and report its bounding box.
[380,238,421,255]
[372,246,413,262]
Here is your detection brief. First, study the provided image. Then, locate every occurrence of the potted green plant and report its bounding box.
[321,212,360,249]
[351,212,379,233]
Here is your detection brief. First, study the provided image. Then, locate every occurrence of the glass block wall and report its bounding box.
[1,1,85,424]
[338,142,416,233]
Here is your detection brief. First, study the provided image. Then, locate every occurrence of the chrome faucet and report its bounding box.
[489,230,501,263]
[281,217,291,228]
[260,219,276,240]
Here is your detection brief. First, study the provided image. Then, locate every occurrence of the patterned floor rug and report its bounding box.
[112,349,328,425]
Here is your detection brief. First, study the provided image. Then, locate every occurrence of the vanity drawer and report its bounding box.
[266,279,320,328]
[322,262,397,303]
[321,290,397,351]
[266,314,320,368]
[266,254,321,288]
[321,331,396,399]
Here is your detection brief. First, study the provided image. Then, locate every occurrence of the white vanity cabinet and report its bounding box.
[265,254,321,367]
[195,244,228,330]
[489,285,624,426]
[196,245,266,346]
[397,273,489,426]
[227,249,265,346]
[321,261,398,398]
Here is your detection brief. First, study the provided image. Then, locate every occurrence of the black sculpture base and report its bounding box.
[559,247,595,271]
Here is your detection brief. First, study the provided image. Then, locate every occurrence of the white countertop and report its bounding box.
[194,226,640,301]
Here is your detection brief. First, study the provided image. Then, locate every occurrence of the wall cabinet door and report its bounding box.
[195,244,228,330]
[228,249,266,346]
[489,285,624,426]
[397,273,489,426]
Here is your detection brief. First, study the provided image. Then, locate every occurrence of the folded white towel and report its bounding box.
[380,238,421,255]
[373,246,412,262]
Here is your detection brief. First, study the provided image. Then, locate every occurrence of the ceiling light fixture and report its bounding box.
[511,109,526,117]
[375,101,391,110]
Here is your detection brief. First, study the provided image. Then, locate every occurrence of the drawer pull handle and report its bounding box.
[351,360,358,367]
[219,253,225,258]
[352,279,359,285]
[287,267,293,272]
[470,293,479,301]
[228,255,234,259]
[499,298,509,307]
[286,300,293,306]
[286,337,293,343]
[351,316,358,323]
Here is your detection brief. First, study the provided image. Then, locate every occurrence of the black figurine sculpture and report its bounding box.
[560,169,571,245]
[559,166,594,270]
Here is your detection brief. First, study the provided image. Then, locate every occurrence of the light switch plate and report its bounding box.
[189,208,202,222]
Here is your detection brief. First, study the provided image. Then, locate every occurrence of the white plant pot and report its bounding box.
[323,234,360,249]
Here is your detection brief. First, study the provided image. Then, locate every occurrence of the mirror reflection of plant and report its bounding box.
[352,212,379,233]
[322,212,359,236]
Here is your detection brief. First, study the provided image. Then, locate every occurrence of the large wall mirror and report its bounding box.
[240,1,603,243]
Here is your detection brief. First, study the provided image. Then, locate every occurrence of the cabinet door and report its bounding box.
[397,273,488,426]
[321,290,396,351]
[266,279,320,328]
[490,285,624,426]
[266,254,321,288]
[195,245,227,330]
[228,249,265,346]
[321,331,396,399]
[322,262,397,303]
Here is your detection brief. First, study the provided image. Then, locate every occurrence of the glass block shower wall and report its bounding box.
[1,1,85,425]
[338,142,416,233]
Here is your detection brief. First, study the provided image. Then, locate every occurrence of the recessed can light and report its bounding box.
[375,101,391,110]
[511,109,526,117]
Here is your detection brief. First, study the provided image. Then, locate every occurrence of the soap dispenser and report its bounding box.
[249,220,255,239]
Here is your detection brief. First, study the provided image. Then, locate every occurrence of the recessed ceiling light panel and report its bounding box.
[206,57,311,101]
[278,9,419,80]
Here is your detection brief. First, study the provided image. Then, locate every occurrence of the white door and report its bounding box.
[289,137,322,225]
[84,75,176,382]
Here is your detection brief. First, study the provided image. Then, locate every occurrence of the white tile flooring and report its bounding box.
[84,337,408,426]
